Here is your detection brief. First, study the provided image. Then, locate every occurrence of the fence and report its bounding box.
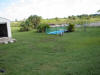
[46,26,67,34]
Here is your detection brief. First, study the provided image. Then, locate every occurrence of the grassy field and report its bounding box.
[0,27,100,75]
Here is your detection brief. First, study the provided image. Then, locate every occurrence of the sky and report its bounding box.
[0,0,100,21]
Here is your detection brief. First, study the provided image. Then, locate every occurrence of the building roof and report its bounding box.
[0,17,10,21]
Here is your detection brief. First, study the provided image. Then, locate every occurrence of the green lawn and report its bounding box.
[0,27,100,75]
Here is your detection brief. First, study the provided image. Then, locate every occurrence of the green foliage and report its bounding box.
[28,15,42,29]
[12,11,100,32]
[41,18,66,24]
[40,13,100,25]
[11,21,21,27]
[19,15,42,32]
[1,27,100,75]
[68,15,76,20]
[37,23,50,32]
[54,17,59,21]
[19,20,31,32]
[68,23,75,32]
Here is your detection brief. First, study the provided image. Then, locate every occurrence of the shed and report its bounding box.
[0,17,16,44]
[0,17,12,38]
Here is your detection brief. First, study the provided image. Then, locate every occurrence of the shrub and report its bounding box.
[37,23,50,32]
[19,20,31,32]
[67,23,75,32]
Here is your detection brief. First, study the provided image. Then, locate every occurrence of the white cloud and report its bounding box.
[0,0,100,21]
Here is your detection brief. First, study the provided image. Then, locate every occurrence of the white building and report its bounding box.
[0,17,12,38]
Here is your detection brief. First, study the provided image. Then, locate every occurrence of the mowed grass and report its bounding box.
[0,27,100,75]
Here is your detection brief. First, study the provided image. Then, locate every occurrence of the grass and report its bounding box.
[0,27,100,75]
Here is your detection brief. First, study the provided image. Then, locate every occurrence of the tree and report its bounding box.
[68,16,71,19]
[28,15,42,29]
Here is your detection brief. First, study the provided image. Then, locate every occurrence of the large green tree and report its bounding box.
[27,15,42,29]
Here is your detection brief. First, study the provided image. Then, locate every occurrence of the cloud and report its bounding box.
[0,0,100,20]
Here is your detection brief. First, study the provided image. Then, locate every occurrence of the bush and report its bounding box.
[67,23,75,32]
[19,21,31,32]
[37,23,50,32]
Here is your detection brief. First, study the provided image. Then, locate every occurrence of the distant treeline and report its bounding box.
[11,14,100,27]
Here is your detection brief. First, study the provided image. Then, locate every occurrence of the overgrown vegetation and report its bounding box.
[19,15,42,31]
[37,23,50,32]
[67,23,75,32]
[28,15,42,29]
[19,20,31,32]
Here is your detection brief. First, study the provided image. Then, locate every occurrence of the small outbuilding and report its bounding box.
[0,17,12,38]
[0,17,15,44]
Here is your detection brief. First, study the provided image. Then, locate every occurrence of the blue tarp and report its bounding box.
[47,30,64,34]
